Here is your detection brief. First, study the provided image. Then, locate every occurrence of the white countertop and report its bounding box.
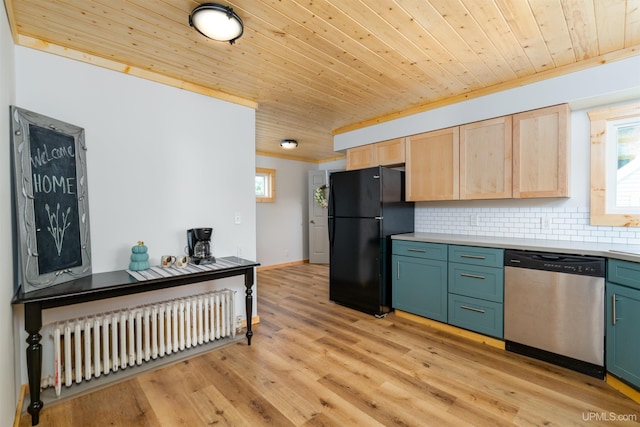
[391,232,640,263]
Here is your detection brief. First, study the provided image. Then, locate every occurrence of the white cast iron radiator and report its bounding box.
[43,289,236,396]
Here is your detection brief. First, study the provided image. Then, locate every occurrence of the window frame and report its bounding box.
[589,102,640,226]
[255,167,275,203]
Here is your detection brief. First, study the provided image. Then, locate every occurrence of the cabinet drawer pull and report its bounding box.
[460,273,485,280]
[460,305,485,314]
[407,248,427,253]
[460,254,486,260]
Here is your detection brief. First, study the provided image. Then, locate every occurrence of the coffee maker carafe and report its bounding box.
[187,228,215,265]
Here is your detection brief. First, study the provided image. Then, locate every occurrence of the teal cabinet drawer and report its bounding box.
[608,259,640,291]
[392,255,447,322]
[448,294,503,338]
[392,241,448,261]
[448,263,504,303]
[449,245,504,268]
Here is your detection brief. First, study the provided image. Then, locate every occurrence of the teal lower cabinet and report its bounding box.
[447,245,504,339]
[448,294,503,338]
[392,241,505,339]
[448,262,503,302]
[606,259,640,389]
[392,254,447,323]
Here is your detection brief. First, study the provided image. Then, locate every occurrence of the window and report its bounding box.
[589,102,640,226]
[255,168,275,203]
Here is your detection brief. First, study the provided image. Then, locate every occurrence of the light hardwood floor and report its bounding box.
[19,263,640,426]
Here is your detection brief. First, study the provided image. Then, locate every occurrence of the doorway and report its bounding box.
[308,170,329,264]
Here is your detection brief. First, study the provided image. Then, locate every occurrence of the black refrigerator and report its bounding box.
[328,166,414,315]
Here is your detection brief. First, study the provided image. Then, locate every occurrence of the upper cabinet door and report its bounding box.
[346,144,376,170]
[406,127,460,201]
[346,138,406,171]
[513,104,570,198]
[460,116,513,200]
[375,138,405,166]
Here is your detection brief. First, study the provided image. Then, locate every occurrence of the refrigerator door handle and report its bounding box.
[328,218,335,249]
[328,182,335,217]
[328,182,335,248]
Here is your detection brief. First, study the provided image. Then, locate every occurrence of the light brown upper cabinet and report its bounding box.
[346,144,376,170]
[346,138,405,170]
[376,138,405,166]
[459,116,513,199]
[513,104,570,198]
[406,127,460,201]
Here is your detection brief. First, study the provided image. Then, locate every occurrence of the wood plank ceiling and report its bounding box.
[6,0,640,162]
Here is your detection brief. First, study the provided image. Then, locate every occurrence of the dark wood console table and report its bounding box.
[11,256,259,426]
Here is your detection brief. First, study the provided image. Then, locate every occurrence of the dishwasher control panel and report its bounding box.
[504,250,605,277]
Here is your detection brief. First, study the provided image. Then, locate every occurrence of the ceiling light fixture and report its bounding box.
[189,3,244,44]
[280,139,298,149]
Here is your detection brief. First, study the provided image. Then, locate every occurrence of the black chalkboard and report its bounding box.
[11,106,92,292]
[29,124,83,274]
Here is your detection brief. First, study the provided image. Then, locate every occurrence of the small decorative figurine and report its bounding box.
[129,241,150,271]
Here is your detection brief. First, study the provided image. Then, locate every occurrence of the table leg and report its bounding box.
[244,268,254,345]
[25,303,43,426]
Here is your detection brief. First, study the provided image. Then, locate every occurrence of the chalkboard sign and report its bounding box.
[11,106,92,292]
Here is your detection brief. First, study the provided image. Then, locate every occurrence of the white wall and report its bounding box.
[255,155,316,266]
[15,47,257,271]
[12,46,257,385]
[319,158,347,173]
[1,2,17,423]
[254,155,346,267]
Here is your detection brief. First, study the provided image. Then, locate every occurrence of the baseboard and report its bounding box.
[606,374,640,404]
[393,310,505,350]
[256,259,309,271]
[13,384,27,427]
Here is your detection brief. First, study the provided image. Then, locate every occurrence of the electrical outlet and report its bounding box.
[542,216,552,230]
[470,214,480,227]
[234,213,241,224]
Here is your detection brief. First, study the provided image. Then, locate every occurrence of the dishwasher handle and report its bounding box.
[532,254,564,261]
[508,252,582,263]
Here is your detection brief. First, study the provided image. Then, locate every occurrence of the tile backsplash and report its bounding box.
[415,206,640,245]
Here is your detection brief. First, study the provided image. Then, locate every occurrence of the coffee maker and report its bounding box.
[187,228,215,265]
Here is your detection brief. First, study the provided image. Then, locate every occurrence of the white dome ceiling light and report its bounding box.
[189,3,244,45]
[280,139,299,149]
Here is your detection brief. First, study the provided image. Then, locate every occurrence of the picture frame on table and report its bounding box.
[10,106,92,293]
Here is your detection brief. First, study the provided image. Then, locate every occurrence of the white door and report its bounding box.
[308,170,329,264]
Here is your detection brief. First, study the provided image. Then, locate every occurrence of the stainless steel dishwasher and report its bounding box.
[504,250,606,378]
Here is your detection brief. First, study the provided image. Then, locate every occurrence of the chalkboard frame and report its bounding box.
[10,106,92,293]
